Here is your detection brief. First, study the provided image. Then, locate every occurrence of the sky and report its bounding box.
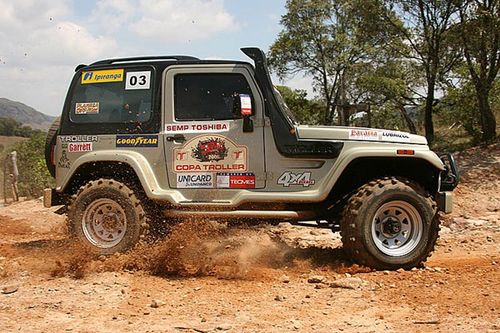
[0,0,313,117]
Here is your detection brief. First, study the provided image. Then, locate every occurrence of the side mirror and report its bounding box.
[239,94,253,116]
[232,93,254,132]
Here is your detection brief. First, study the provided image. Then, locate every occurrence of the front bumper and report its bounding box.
[436,191,453,214]
[439,153,459,191]
[43,188,66,208]
[435,153,459,214]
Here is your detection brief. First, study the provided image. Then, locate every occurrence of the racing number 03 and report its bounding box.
[125,71,151,90]
[129,75,146,86]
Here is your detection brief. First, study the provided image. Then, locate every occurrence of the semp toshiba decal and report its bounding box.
[173,135,247,173]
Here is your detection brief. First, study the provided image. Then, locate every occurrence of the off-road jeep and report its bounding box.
[44,48,459,270]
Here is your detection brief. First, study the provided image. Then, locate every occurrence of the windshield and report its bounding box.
[273,87,298,125]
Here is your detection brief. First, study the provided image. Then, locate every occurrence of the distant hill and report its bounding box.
[0,98,55,131]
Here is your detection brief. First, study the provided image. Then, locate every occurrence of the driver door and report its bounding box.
[163,65,265,201]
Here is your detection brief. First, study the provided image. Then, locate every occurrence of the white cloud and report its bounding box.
[278,74,316,99]
[89,0,135,33]
[0,0,239,116]
[0,0,120,115]
[130,0,237,42]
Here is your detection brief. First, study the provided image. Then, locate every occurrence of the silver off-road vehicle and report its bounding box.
[44,48,458,270]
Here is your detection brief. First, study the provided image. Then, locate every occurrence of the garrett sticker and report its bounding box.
[176,173,214,188]
[278,171,315,187]
[116,135,158,147]
[216,172,255,189]
[81,69,124,84]
[68,142,92,153]
[75,102,99,115]
[173,135,247,173]
[165,121,230,134]
[348,129,379,141]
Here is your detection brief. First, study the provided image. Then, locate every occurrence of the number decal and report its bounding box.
[125,71,151,90]
[277,172,315,187]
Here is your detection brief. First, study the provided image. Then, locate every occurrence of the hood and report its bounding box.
[296,125,428,145]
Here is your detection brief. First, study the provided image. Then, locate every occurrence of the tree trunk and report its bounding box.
[424,79,435,144]
[398,104,417,134]
[477,89,497,141]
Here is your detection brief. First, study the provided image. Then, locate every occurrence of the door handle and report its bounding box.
[166,134,186,142]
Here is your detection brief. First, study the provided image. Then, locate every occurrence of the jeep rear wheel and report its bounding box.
[68,178,148,255]
[341,177,439,270]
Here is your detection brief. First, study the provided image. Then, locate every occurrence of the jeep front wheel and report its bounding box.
[341,177,439,270]
[68,179,148,254]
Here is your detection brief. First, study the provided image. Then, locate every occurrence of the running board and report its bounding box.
[163,209,316,220]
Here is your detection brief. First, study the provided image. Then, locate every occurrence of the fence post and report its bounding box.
[10,151,19,202]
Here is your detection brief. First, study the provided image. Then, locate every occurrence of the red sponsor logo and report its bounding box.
[217,173,255,188]
[68,142,92,153]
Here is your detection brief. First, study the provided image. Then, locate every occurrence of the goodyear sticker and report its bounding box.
[81,69,124,84]
[116,135,158,148]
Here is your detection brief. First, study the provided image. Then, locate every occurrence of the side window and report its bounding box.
[70,68,153,124]
[174,73,252,121]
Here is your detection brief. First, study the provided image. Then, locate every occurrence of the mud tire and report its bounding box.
[341,177,439,270]
[67,178,149,255]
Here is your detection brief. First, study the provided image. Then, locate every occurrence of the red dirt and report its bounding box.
[0,144,499,332]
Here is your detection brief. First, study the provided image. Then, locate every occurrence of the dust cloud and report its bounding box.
[52,220,295,279]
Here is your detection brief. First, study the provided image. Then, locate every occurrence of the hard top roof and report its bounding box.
[77,55,252,72]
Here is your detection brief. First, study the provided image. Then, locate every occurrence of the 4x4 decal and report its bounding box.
[278,171,315,187]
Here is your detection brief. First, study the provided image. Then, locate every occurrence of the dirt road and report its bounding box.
[0,144,499,333]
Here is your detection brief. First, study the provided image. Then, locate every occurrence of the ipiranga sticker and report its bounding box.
[81,69,124,84]
[176,173,214,188]
[75,102,99,115]
[165,121,230,134]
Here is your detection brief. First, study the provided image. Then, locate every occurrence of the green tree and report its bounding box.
[382,0,460,144]
[269,0,400,126]
[275,86,325,124]
[9,132,54,197]
[454,0,499,141]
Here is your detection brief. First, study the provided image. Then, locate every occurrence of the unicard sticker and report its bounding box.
[176,173,214,188]
[173,135,247,173]
[278,171,315,187]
